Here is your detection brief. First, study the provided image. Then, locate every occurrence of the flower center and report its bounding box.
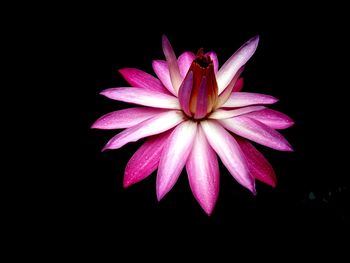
[178,49,218,120]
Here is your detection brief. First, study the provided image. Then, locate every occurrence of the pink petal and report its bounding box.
[221,92,278,108]
[243,109,294,129]
[216,67,244,108]
[209,106,265,120]
[193,77,209,119]
[217,35,259,94]
[123,131,172,188]
[201,120,255,193]
[232,78,244,92]
[219,116,293,151]
[102,110,184,151]
[156,121,197,200]
[91,107,168,130]
[217,36,259,94]
[152,60,176,96]
[178,71,193,116]
[186,125,219,215]
[178,51,195,77]
[100,87,180,109]
[119,68,170,94]
[206,51,219,73]
[162,35,182,94]
[236,137,277,187]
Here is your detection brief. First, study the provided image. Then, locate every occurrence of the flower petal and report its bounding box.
[157,121,197,200]
[178,51,195,77]
[152,60,176,96]
[232,78,244,92]
[236,137,277,187]
[221,92,278,108]
[100,87,180,109]
[193,77,209,119]
[217,35,259,94]
[243,109,294,129]
[209,106,265,120]
[219,116,293,151]
[119,68,170,94]
[178,71,193,116]
[186,125,219,215]
[123,131,172,188]
[206,51,219,73]
[216,67,244,108]
[201,120,255,193]
[162,35,182,94]
[91,107,168,130]
[102,110,184,151]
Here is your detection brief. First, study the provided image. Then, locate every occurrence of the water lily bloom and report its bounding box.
[92,35,294,215]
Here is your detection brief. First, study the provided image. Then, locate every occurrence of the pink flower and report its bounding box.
[92,35,294,215]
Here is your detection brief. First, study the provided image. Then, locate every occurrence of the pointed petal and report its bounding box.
[100,87,180,109]
[162,35,182,94]
[102,110,184,151]
[209,106,265,120]
[178,71,193,116]
[186,126,219,215]
[119,68,170,94]
[178,51,195,77]
[91,107,168,130]
[206,52,219,73]
[221,92,278,108]
[193,77,209,119]
[232,78,244,92]
[201,120,255,193]
[243,109,294,129]
[156,121,197,200]
[152,60,176,95]
[219,116,293,151]
[216,67,244,108]
[217,35,259,93]
[236,137,277,187]
[124,131,172,188]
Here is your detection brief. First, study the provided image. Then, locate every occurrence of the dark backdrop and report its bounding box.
[61,3,348,244]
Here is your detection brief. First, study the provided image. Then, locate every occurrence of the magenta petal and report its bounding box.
[162,35,182,94]
[194,77,209,119]
[209,106,265,120]
[186,126,219,215]
[219,116,293,151]
[91,107,167,130]
[119,68,170,94]
[100,87,180,109]
[206,51,219,73]
[102,110,184,151]
[232,78,244,92]
[156,121,197,200]
[178,71,193,116]
[152,60,176,95]
[216,67,244,108]
[178,51,195,77]
[236,137,277,187]
[221,92,278,108]
[201,120,255,193]
[124,131,172,188]
[243,109,294,129]
[217,35,259,93]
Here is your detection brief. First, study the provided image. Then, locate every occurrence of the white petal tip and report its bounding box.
[202,205,215,216]
[123,180,133,188]
[156,191,165,202]
[101,146,109,152]
[248,35,260,48]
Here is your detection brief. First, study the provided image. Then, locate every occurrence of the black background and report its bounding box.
[57,3,349,246]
